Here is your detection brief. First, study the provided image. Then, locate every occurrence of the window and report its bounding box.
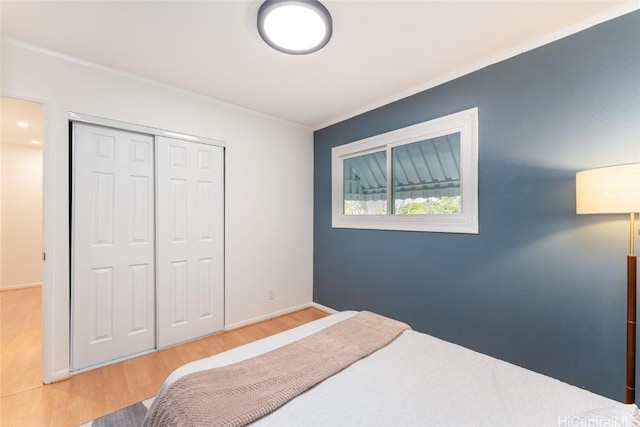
[332,107,478,233]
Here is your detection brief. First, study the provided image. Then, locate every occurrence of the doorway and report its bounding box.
[0,96,44,395]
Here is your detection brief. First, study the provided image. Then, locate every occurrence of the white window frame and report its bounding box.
[331,107,478,234]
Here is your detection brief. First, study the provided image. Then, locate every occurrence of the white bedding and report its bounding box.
[145,311,639,426]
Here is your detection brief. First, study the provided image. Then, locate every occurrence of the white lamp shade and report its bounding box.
[576,163,640,214]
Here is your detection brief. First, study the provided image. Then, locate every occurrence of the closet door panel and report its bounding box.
[157,137,224,348]
[72,123,156,371]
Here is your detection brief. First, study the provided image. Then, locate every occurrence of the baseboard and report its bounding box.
[311,302,338,314]
[225,302,316,331]
[0,282,42,291]
[49,369,70,384]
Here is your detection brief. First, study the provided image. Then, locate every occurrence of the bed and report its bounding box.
[143,311,639,426]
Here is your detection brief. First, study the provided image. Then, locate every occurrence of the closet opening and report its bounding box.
[69,114,225,372]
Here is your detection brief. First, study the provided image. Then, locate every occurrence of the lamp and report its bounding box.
[576,162,640,403]
[257,0,332,55]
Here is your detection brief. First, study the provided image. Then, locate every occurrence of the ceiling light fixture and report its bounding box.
[18,121,29,128]
[32,140,41,146]
[257,0,332,55]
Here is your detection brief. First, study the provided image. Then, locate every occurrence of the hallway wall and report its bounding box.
[0,142,42,289]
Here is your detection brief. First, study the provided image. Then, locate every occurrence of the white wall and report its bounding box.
[0,143,43,289]
[0,39,314,382]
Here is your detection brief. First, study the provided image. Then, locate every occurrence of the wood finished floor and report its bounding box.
[0,288,329,427]
[0,287,43,399]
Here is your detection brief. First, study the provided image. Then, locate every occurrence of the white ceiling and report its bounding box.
[1,1,637,130]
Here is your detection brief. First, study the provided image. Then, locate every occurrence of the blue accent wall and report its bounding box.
[314,11,640,402]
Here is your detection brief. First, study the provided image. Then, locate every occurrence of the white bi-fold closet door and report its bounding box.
[71,122,224,371]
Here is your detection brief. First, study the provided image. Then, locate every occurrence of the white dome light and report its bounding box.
[258,1,332,55]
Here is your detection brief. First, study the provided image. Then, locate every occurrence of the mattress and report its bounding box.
[145,311,639,426]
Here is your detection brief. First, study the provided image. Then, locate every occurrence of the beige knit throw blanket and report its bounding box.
[147,311,410,427]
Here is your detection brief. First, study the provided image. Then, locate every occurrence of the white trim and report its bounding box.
[313,2,640,131]
[0,282,42,291]
[68,112,226,147]
[224,302,315,331]
[311,302,338,314]
[50,369,70,383]
[332,107,479,234]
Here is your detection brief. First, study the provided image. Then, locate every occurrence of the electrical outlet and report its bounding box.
[268,288,275,300]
